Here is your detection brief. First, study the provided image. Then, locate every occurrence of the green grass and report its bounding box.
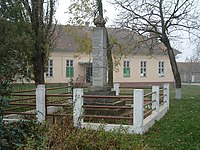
[141,85,200,149]
[12,83,70,93]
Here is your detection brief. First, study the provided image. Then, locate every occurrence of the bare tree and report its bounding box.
[113,0,200,99]
[194,41,200,61]
[23,0,57,86]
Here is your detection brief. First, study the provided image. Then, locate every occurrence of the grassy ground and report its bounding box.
[10,84,200,149]
[12,83,70,94]
[140,85,200,149]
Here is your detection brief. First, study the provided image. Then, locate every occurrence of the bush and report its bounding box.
[25,117,148,150]
[0,120,46,150]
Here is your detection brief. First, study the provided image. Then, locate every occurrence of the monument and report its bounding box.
[89,0,109,92]
[91,27,108,90]
[84,0,125,119]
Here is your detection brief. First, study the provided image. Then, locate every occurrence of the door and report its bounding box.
[86,67,92,83]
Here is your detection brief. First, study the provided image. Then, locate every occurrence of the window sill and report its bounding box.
[158,75,165,77]
[46,76,53,78]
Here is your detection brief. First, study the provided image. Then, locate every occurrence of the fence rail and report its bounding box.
[82,95,132,99]
[84,115,132,120]
[3,85,73,123]
[13,89,36,93]
[83,105,132,109]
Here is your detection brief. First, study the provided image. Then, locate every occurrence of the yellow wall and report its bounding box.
[45,51,174,84]
[45,51,92,83]
[113,55,173,83]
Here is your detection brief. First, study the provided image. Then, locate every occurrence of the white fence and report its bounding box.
[73,83,169,134]
[4,83,169,134]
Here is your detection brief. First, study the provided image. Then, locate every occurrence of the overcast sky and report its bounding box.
[55,0,195,62]
[55,0,116,25]
[54,0,68,25]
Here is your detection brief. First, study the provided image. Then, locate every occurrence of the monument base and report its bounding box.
[84,86,125,117]
[88,86,114,95]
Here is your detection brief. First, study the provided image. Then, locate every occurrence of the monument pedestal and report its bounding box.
[88,86,112,93]
[84,86,125,117]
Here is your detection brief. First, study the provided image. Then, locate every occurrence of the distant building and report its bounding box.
[177,62,200,83]
[45,25,181,87]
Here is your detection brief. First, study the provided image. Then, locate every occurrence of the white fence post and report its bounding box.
[36,84,46,123]
[133,89,144,133]
[152,86,159,114]
[113,83,120,96]
[73,88,83,127]
[164,83,170,109]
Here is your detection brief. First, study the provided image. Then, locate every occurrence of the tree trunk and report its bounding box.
[31,1,46,86]
[107,45,113,86]
[105,28,113,86]
[33,50,45,86]
[32,35,45,86]
[161,36,182,99]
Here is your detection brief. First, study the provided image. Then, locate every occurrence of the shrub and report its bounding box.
[27,117,148,150]
[0,120,46,149]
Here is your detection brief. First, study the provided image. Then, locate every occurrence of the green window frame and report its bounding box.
[123,61,130,77]
[66,60,74,77]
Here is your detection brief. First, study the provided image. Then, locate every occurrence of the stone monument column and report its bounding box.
[84,0,124,116]
[92,27,107,88]
[90,0,109,91]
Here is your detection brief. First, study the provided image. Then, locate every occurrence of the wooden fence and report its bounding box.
[3,85,72,123]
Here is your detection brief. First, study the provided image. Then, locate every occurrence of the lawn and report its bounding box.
[141,85,200,149]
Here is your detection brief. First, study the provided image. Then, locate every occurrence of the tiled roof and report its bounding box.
[54,25,79,51]
[177,62,200,73]
[54,25,181,56]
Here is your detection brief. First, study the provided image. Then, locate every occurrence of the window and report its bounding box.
[158,61,164,77]
[46,59,53,77]
[140,61,146,77]
[123,61,130,77]
[66,60,74,77]
[183,74,187,82]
